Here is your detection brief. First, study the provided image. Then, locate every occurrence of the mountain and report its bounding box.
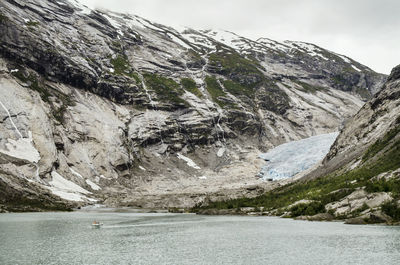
[0,0,386,212]
[197,65,400,224]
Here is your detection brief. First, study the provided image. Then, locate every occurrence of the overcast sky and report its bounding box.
[78,0,399,74]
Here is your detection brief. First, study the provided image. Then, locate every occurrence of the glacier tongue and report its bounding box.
[259,132,339,180]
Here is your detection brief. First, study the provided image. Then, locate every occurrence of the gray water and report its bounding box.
[0,212,399,265]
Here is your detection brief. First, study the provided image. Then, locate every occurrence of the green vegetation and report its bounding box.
[110,55,130,75]
[12,69,74,124]
[289,202,326,217]
[186,49,204,66]
[4,195,73,212]
[181,78,202,98]
[109,55,141,85]
[365,177,400,194]
[353,86,372,100]
[12,70,51,102]
[331,75,347,86]
[221,79,253,97]
[208,52,264,88]
[26,21,39,27]
[350,203,369,217]
[127,72,141,84]
[208,51,262,75]
[192,127,400,215]
[362,124,400,162]
[0,12,8,23]
[111,40,123,51]
[143,73,187,106]
[205,76,228,107]
[52,103,68,124]
[0,179,72,212]
[381,201,400,221]
[293,80,326,94]
[257,83,291,115]
[205,51,291,113]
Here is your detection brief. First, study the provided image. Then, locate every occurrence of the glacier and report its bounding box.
[259,132,339,180]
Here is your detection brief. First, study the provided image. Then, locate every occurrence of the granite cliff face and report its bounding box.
[0,0,386,211]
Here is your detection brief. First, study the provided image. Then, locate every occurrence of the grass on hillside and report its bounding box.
[221,79,253,97]
[143,73,187,106]
[293,80,326,94]
[208,52,264,88]
[12,70,51,102]
[181,78,203,98]
[205,76,227,107]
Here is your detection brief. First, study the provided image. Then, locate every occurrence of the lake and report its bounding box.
[0,211,399,265]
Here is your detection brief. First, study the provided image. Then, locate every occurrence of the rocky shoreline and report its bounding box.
[195,207,400,225]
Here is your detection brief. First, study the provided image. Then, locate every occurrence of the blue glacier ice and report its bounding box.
[259,132,339,180]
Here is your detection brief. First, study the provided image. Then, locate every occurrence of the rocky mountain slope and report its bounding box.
[197,65,399,224]
[0,0,386,212]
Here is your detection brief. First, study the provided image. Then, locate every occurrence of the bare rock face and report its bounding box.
[288,65,400,223]
[306,64,400,180]
[0,0,388,211]
[326,189,393,216]
[345,211,393,225]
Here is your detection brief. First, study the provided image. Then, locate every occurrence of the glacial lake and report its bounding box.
[1,212,400,265]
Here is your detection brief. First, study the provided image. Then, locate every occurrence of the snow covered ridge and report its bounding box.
[184,28,359,66]
[65,0,91,15]
[61,0,370,69]
[259,132,339,180]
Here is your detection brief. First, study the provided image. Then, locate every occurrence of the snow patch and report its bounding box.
[0,132,41,164]
[86,179,101,191]
[166,33,192,49]
[66,0,91,15]
[48,189,85,202]
[181,32,216,50]
[99,175,111,180]
[204,29,240,49]
[258,38,291,53]
[284,41,329,60]
[177,153,201,169]
[351,65,362,72]
[50,171,90,194]
[102,13,122,31]
[259,132,339,180]
[69,167,84,179]
[129,16,162,32]
[336,54,351,63]
[198,176,207,180]
[48,171,94,202]
[217,147,225,157]
[139,166,146,171]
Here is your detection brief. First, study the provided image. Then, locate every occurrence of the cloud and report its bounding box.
[78,0,400,74]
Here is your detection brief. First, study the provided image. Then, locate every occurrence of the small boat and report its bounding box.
[92,221,103,228]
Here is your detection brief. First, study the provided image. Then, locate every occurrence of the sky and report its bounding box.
[78,0,399,74]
